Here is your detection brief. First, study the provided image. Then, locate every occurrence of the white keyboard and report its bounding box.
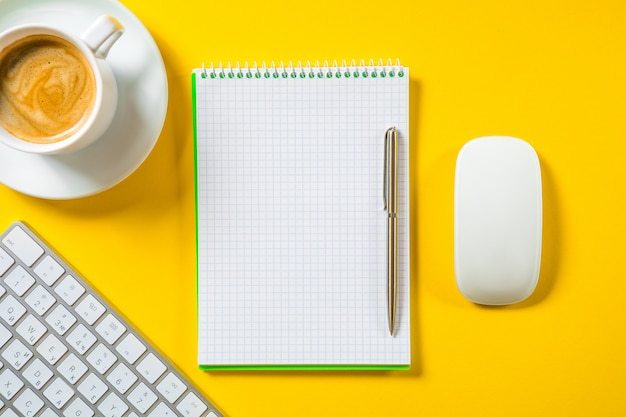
[0,221,222,417]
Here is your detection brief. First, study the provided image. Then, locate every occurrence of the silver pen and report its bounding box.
[384,127,399,336]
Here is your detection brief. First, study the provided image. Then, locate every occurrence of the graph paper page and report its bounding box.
[194,65,410,368]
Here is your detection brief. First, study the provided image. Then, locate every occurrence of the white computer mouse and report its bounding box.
[454,136,542,305]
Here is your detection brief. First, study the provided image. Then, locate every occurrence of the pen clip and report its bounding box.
[384,127,397,212]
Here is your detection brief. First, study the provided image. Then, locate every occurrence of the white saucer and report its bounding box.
[0,0,168,199]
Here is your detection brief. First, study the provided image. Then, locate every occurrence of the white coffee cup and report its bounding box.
[0,15,124,154]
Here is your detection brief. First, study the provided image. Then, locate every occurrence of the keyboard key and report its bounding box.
[97,392,129,417]
[5,265,36,296]
[2,339,33,370]
[45,304,77,335]
[66,324,97,355]
[95,314,126,344]
[137,353,167,384]
[22,358,54,390]
[0,295,27,326]
[34,255,65,286]
[86,344,117,374]
[1,409,18,417]
[2,226,43,266]
[127,382,158,413]
[64,397,94,417]
[106,363,137,394]
[58,353,89,385]
[16,314,48,345]
[177,392,209,417]
[116,333,146,364]
[43,377,74,409]
[156,372,187,403]
[0,368,24,400]
[77,373,108,404]
[14,388,45,416]
[54,275,85,305]
[25,285,56,315]
[148,402,176,417]
[75,294,106,325]
[0,247,14,276]
[37,334,68,365]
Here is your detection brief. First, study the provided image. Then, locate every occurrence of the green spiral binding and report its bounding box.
[201,59,405,80]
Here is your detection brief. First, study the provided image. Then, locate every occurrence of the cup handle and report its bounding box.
[81,15,124,59]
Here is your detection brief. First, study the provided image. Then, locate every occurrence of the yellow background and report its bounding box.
[1,0,626,415]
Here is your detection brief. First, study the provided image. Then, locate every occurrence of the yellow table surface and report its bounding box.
[2,0,626,415]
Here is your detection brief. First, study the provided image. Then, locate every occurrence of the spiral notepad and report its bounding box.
[193,60,410,369]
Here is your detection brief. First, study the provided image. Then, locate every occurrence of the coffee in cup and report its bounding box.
[0,15,124,154]
[0,34,96,144]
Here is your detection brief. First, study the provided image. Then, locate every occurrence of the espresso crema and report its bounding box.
[0,34,96,144]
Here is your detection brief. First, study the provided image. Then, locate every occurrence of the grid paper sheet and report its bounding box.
[194,65,410,367]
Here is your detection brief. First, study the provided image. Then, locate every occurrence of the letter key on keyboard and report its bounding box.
[0,222,222,417]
